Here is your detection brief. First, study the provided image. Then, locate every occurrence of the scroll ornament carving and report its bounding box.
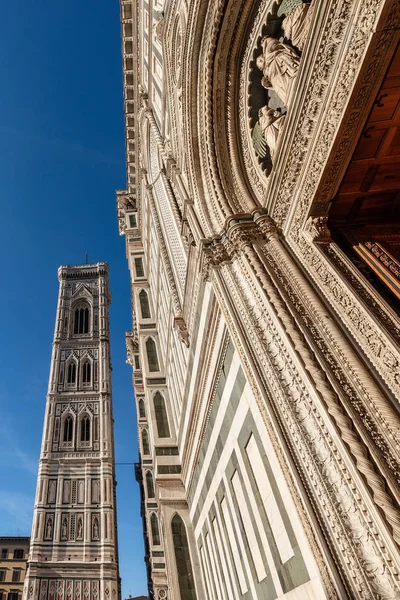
[220,254,400,598]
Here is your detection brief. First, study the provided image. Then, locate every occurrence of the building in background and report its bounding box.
[118,0,400,599]
[23,263,120,600]
[0,537,30,600]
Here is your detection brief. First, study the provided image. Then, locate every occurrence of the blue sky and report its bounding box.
[0,1,147,597]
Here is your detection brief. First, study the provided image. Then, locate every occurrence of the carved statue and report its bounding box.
[77,518,83,539]
[62,518,68,540]
[258,107,286,159]
[256,36,300,105]
[46,517,53,539]
[282,1,315,51]
[92,517,99,540]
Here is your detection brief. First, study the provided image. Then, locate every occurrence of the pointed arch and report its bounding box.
[73,301,90,335]
[80,414,91,443]
[139,289,151,319]
[171,514,197,599]
[151,513,160,546]
[81,357,92,386]
[154,392,170,438]
[146,471,155,498]
[138,399,146,419]
[146,337,160,372]
[66,360,77,385]
[142,429,150,455]
[63,414,74,443]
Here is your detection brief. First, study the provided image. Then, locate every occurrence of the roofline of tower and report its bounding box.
[58,262,109,280]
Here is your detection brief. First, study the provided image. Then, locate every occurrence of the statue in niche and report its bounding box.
[77,518,83,540]
[45,516,53,539]
[63,480,70,504]
[281,1,315,51]
[258,107,286,159]
[61,518,68,540]
[92,517,99,540]
[48,480,56,504]
[256,36,300,105]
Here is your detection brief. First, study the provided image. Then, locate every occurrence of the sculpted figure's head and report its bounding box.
[256,54,264,71]
[259,106,276,126]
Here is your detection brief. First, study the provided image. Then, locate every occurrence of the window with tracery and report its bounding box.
[154,393,170,438]
[146,471,155,498]
[138,399,145,419]
[172,514,197,599]
[73,304,90,335]
[80,416,90,443]
[151,513,160,546]
[82,361,91,384]
[142,429,150,455]
[67,362,76,384]
[146,338,160,372]
[139,289,151,319]
[63,416,73,443]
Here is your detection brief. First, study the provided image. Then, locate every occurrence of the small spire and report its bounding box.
[85,253,88,264]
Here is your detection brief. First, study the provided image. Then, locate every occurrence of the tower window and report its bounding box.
[151,513,160,546]
[128,213,137,228]
[67,362,76,384]
[139,289,151,319]
[80,416,90,442]
[172,515,197,599]
[142,429,150,455]
[63,416,73,442]
[146,471,155,498]
[154,393,170,438]
[134,257,145,278]
[146,338,160,372]
[138,399,145,419]
[82,361,91,384]
[74,305,90,334]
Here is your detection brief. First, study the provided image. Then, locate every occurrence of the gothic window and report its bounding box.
[151,513,160,546]
[80,415,90,442]
[127,213,137,228]
[73,304,90,335]
[138,399,145,419]
[82,360,91,384]
[134,257,145,278]
[146,338,160,372]
[134,354,140,370]
[67,362,77,384]
[146,471,155,498]
[142,429,150,455]
[139,289,151,319]
[154,393,170,438]
[172,514,197,600]
[63,416,73,442]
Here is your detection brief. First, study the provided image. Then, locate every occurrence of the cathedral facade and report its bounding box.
[23,263,120,600]
[118,0,400,599]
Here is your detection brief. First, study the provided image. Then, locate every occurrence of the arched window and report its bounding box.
[63,416,73,442]
[154,393,170,438]
[80,416,90,442]
[138,399,145,419]
[172,515,197,600]
[151,513,160,546]
[139,289,151,319]
[146,338,160,372]
[67,362,76,384]
[142,430,150,455]
[82,361,91,384]
[146,471,155,498]
[74,304,90,335]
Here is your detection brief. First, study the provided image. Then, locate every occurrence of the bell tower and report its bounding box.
[23,263,120,600]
